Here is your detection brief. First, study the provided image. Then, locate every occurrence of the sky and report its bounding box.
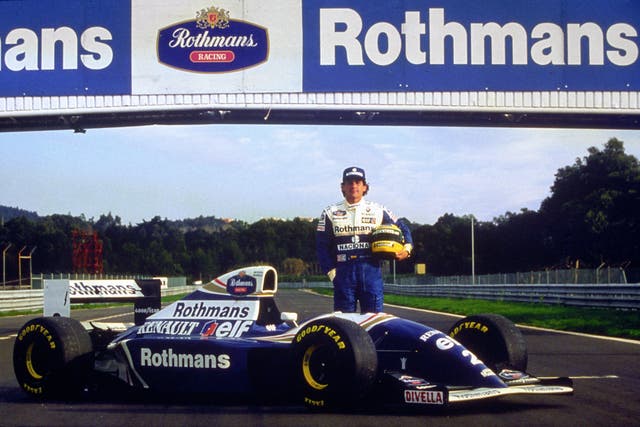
[1,124,639,226]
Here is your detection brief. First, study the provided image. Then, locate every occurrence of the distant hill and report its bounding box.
[172,215,247,233]
[0,205,246,233]
[0,205,39,223]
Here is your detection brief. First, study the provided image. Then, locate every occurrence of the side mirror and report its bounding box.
[281,311,298,326]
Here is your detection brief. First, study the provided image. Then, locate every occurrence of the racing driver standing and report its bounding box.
[316,166,413,313]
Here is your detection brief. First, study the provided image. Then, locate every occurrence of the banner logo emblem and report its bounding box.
[158,4,268,73]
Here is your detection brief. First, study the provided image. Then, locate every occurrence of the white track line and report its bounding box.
[301,290,640,345]
[383,302,640,345]
[564,375,620,380]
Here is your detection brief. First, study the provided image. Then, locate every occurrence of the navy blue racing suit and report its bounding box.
[315,198,413,313]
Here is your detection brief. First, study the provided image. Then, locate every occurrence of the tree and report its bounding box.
[93,213,122,232]
[486,209,551,273]
[415,214,474,276]
[4,139,638,280]
[540,138,640,266]
[282,258,307,276]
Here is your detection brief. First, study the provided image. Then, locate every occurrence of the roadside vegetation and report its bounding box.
[2,139,640,283]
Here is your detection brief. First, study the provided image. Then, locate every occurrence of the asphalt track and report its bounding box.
[1,289,639,426]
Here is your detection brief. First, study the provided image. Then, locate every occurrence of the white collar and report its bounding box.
[344,197,365,208]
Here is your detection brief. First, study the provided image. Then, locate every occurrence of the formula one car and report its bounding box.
[13,266,572,409]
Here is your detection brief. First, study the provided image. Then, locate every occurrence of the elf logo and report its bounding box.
[201,320,253,338]
[157,4,269,73]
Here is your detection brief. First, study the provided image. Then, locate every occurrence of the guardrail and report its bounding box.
[0,286,195,314]
[0,289,44,312]
[383,283,640,310]
[3,282,638,313]
[279,281,640,310]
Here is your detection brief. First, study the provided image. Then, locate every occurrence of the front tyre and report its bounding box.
[13,317,93,398]
[448,314,527,372]
[291,317,378,409]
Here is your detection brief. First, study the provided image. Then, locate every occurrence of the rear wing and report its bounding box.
[44,278,162,325]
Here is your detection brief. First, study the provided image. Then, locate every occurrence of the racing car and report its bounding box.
[13,265,572,409]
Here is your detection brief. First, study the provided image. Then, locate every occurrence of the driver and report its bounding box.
[315,166,413,313]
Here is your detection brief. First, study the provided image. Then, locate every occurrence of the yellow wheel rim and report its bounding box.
[25,342,43,380]
[302,345,327,390]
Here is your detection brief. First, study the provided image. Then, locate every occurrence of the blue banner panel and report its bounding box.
[0,0,131,96]
[303,0,640,92]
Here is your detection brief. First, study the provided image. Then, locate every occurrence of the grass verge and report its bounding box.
[313,288,640,340]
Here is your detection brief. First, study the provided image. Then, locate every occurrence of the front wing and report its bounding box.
[387,372,573,406]
[448,377,574,403]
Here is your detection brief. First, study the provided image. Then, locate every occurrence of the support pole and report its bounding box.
[471,216,475,285]
[2,243,11,288]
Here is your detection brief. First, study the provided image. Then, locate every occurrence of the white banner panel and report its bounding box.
[131,0,302,94]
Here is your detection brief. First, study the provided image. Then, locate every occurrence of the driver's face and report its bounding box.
[342,179,367,204]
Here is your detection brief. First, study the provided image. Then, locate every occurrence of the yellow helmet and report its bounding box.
[370,224,404,259]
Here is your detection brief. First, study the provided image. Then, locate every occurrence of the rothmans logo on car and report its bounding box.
[226,271,257,296]
[157,4,269,73]
[140,347,230,369]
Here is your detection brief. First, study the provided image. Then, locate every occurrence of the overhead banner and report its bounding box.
[302,0,639,92]
[0,0,638,116]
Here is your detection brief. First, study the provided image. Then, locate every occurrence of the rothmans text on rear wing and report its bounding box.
[44,279,161,325]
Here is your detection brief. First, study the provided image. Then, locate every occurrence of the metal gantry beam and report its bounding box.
[1,109,640,133]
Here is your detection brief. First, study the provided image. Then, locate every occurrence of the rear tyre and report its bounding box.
[13,317,93,398]
[448,314,527,372]
[291,317,378,409]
